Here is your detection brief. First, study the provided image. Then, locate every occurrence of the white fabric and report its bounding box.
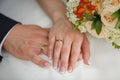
[0,0,120,80]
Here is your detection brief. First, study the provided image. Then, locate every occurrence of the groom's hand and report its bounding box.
[3,24,50,68]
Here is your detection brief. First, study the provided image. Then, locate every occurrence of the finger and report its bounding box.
[59,37,72,74]
[39,36,49,45]
[39,44,48,55]
[68,39,82,73]
[77,53,82,61]
[48,33,55,59]
[36,38,48,56]
[31,54,50,68]
[82,35,90,65]
[53,40,63,69]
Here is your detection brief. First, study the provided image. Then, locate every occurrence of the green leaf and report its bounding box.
[85,13,95,21]
[94,11,99,17]
[115,17,120,29]
[74,25,79,30]
[112,42,120,49]
[91,19,102,35]
[91,20,96,29]
[67,0,69,2]
[75,19,83,25]
[111,9,120,18]
[95,20,102,35]
[91,12,102,35]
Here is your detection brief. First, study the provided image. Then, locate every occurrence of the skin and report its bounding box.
[38,0,90,73]
[2,0,90,73]
[3,24,50,68]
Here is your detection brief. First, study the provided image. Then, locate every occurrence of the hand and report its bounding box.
[3,24,50,68]
[48,18,90,73]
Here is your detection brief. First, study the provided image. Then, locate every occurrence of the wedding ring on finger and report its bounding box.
[40,44,48,52]
[56,39,63,43]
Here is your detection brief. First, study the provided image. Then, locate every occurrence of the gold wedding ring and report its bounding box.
[56,39,63,42]
[40,44,48,51]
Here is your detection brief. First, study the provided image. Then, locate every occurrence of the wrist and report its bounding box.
[52,11,67,23]
[3,24,22,49]
[53,15,74,29]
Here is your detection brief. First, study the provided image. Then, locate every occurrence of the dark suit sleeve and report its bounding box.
[0,13,19,44]
[0,13,20,61]
[0,56,2,62]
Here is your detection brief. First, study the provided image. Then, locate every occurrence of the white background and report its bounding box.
[0,0,120,80]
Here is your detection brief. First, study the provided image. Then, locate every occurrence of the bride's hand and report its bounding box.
[48,18,90,73]
[37,0,90,73]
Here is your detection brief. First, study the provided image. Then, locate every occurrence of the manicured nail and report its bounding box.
[53,62,58,69]
[59,67,66,74]
[85,60,90,65]
[68,66,73,73]
[88,61,91,65]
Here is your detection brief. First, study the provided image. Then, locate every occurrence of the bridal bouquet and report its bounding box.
[66,0,120,49]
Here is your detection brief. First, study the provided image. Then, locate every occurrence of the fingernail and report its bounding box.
[85,60,90,65]
[53,62,58,69]
[68,66,73,73]
[88,61,91,65]
[44,62,50,67]
[59,67,66,74]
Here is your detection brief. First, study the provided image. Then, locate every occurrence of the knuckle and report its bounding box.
[61,48,70,57]
[62,47,68,53]
[74,34,83,40]
[65,32,72,37]
[61,52,68,59]
[70,58,76,64]
[71,52,78,60]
